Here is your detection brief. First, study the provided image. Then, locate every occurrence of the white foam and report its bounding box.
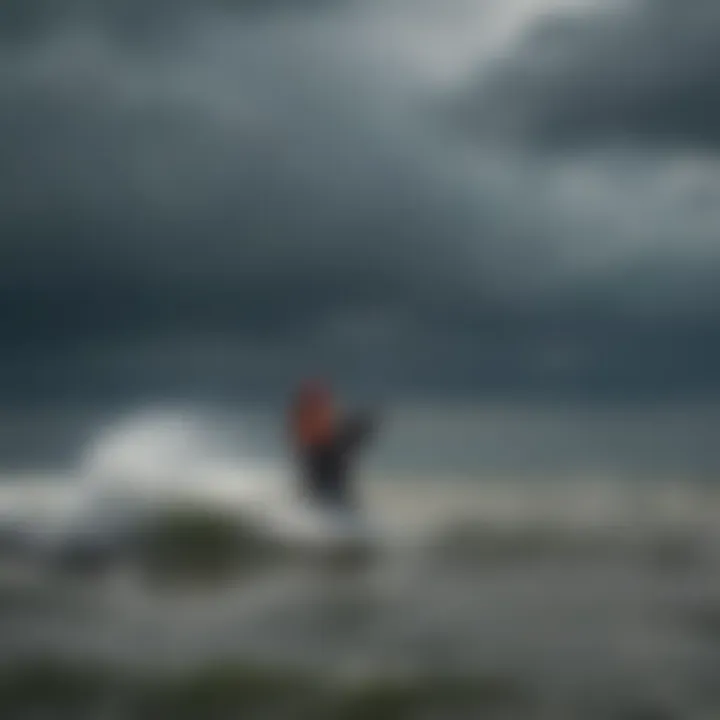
[0,407,719,551]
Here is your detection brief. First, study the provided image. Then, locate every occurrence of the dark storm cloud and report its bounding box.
[455,0,720,150]
[0,3,492,403]
[0,0,338,45]
[2,0,720,408]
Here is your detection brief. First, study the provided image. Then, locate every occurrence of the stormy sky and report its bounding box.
[2,0,720,425]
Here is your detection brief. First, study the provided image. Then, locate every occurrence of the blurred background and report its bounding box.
[2,0,720,718]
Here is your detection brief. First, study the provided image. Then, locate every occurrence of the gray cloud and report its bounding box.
[455,0,720,150]
[0,0,339,46]
[1,0,720,410]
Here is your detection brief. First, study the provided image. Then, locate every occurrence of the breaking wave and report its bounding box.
[2,405,720,558]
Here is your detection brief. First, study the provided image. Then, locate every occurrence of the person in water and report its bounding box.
[288,380,377,511]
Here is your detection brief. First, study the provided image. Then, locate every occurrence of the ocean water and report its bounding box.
[1,410,720,719]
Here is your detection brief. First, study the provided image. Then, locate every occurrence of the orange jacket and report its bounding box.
[289,382,336,449]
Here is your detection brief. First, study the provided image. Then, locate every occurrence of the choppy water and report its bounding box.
[1,410,720,718]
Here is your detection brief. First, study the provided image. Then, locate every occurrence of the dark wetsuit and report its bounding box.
[297,413,376,509]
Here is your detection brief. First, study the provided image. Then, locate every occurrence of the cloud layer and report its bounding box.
[2,0,720,406]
